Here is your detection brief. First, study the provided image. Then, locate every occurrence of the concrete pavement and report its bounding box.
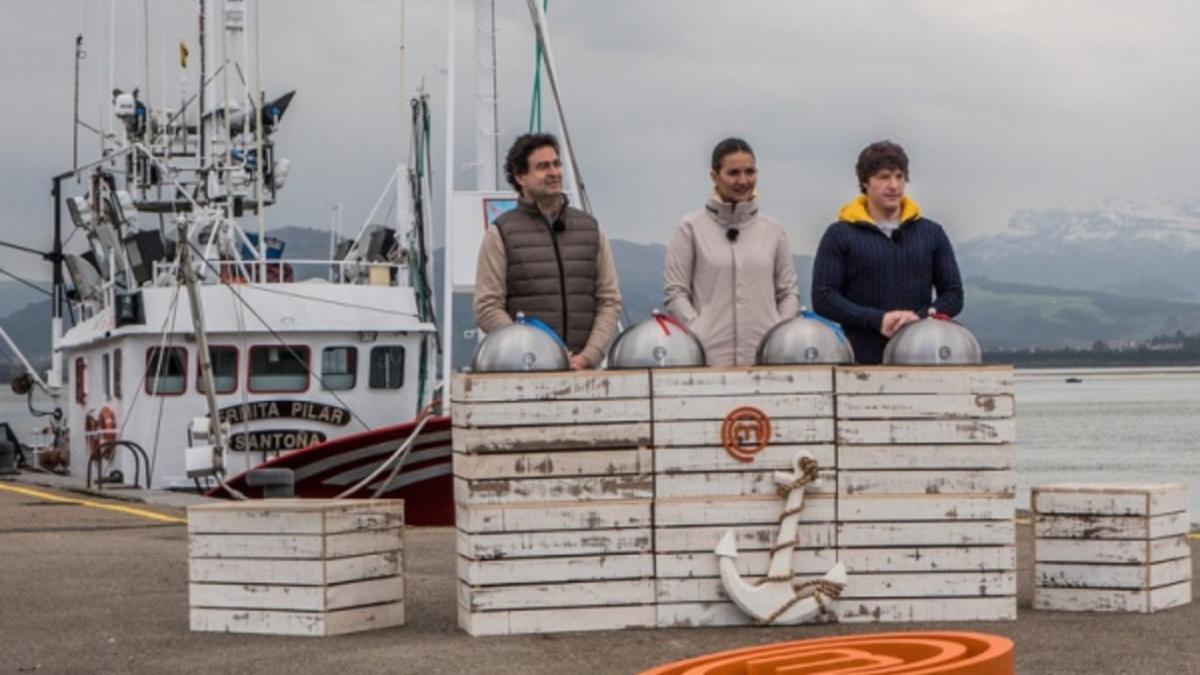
[2,477,1199,674]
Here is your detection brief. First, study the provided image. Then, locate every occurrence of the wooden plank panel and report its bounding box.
[454,475,652,506]
[654,496,836,526]
[1036,559,1192,590]
[654,524,835,553]
[452,371,649,403]
[838,444,1014,470]
[453,398,650,428]
[838,521,1014,547]
[652,394,832,421]
[650,367,832,397]
[655,445,836,474]
[459,603,656,636]
[654,470,836,499]
[655,549,838,579]
[1033,582,1192,613]
[837,597,1016,623]
[837,394,1014,420]
[187,500,404,535]
[840,546,1016,573]
[459,579,655,611]
[457,527,652,560]
[190,602,405,636]
[835,367,1014,395]
[657,572,1015,604]
[188,529,403,560]
[1034,536,1190,564]
[189,576,402,612]
[839,470,1014,496]
[454,448,652,480]
[838,496,1015,522]
[456,500,651,533]
[655,418,834,447]
[837,419,1015,445]
[453,423,651,453]
[1032,483,1188,517]
[458,553,654,586]
[1034,512,1190,540]
[188,551,402,586]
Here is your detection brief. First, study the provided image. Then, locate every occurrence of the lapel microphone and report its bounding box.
[890,228,903,243]
[726,227,739,242]
[552,219,565,234]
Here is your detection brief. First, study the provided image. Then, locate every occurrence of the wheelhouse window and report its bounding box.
[321,346,357,391]
[198,346,239,394]
[369,346,405,390]
[74,357,86,405]
[249,346,310,393]
[146,347,187,395]
[102,353,111,401]
[113,349,122,399]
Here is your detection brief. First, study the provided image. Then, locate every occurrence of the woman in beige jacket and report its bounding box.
[663,138,801,366]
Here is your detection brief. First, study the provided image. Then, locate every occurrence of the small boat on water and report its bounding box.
[1065,377,1084,384]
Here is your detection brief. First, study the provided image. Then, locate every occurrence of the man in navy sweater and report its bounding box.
[811,141,964,364]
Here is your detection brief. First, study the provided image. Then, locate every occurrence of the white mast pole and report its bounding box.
[525,0,589,213]
[253,0,266,277]
[441,0,458,414]
[473,0,499,191]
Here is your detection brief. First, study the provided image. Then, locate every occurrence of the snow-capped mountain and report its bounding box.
[959,200,1200,301]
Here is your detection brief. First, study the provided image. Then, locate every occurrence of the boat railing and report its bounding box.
[150,259,410,286]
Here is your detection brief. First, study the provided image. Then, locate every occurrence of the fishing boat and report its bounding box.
[0,1,584,527]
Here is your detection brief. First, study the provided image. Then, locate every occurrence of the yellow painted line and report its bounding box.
[0,482,186,525]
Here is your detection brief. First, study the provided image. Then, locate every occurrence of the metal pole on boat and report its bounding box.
[441,0,458,414]
[525,0,590,214]
[474,0,500,191]
[177,219,226,458]
[73,35,83,171]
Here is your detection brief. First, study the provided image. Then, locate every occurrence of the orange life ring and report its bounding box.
[86,406,119,460]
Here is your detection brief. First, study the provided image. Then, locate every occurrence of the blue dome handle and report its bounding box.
[517,314,568,349]
[801,309,850,346]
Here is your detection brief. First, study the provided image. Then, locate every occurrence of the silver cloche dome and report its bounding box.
[470,313,571,372]
[756,309,855,365]
[882,311,983,365]
[607,310,706,369]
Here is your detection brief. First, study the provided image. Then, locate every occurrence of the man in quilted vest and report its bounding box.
[473,133,623,369]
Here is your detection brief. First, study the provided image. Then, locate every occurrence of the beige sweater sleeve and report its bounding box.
[663,220,699,324]
[472,225,514,333]
[774,226,801,318]
[578,234,622,367]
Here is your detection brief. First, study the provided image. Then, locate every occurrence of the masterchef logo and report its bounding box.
[720,406,772,462]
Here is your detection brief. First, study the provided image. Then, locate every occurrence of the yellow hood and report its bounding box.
[837,195,921,225]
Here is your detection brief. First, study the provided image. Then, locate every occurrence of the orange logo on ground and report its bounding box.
[721,406,772,462]
[639,631,1014,675]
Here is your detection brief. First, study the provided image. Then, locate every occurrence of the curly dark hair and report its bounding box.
[504,133,560,193]
[855,141,909,193]
[711,137,755,172]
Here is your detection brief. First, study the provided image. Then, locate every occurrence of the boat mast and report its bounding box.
[441,0,458,414]
[474,0,500,190]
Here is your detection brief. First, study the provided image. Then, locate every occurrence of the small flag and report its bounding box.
[179,40,189,68]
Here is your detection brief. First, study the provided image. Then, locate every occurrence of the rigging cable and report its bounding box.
[182,238,373,431]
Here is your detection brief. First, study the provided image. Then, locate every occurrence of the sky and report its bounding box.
[3,0,1200,282]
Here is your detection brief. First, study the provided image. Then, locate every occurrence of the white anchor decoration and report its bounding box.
[714,450,848,624]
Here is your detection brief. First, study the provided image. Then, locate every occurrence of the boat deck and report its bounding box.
[3,474,1198,674]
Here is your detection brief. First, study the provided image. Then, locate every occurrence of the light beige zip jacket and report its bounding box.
[663,195,801,366]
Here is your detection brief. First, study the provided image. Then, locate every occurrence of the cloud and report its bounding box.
[3,0,1200,283]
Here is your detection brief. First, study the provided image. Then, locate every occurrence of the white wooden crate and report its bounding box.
[454,371,656,636]
[650,367,839,628]
[187,499,405,637]
[1032,483,1191,614]
[830,366,1017,622]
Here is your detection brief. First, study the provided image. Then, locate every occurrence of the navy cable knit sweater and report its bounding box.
[811,215,964,364]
